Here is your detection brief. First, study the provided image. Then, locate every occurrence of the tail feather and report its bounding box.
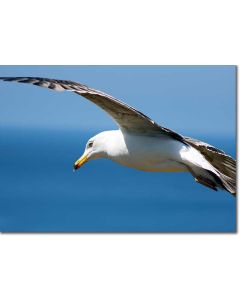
[207,154,236,195]
[184,136,236,196]
[189,167,236,196]
[218,173,236,196]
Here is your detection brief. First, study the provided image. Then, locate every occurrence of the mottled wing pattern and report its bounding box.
[0,76,184,141]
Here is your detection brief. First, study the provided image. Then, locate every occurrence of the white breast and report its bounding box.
[105,130,188,172]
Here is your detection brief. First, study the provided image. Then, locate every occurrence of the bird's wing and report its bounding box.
[0,76,184,141]
[184,136,236,180]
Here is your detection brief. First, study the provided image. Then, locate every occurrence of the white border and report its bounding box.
[0,1,239,300]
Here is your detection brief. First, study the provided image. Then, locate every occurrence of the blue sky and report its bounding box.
[0,66,236,232]
[0,65,236,137]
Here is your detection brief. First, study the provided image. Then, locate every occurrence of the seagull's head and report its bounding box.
[73,132,110,170]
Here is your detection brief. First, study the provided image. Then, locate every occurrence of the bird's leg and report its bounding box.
[195,176,217,191]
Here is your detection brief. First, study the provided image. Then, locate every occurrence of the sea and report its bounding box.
[0,127,236,232]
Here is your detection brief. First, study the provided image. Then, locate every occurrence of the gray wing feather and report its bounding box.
[184,136,236,195]
[0,76,184,141]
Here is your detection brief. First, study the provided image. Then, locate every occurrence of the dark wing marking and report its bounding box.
[0,76,185,142]
[184,136,236,195]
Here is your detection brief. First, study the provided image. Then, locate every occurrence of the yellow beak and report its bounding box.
[73,154,89,170]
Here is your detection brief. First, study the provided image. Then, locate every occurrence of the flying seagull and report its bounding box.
[0,76,236,196]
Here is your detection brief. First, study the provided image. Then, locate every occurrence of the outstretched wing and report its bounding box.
[0,76,184,142]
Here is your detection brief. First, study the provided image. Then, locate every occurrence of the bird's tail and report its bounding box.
[183,137,236,196]
[191,167,236,196]
[198,152,236,196]
[209,155,236,196]
[181,144,236,196]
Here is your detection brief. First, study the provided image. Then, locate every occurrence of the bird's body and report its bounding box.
[86,129,224,193]
[0,76,236,196]
[100,130,187,172]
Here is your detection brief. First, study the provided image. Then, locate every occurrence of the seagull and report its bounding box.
[0,76,236,196]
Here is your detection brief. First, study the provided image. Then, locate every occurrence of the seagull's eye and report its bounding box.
[87,141,93,149]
